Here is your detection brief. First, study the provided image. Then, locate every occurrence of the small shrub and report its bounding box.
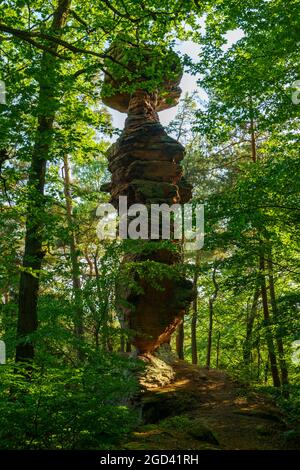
[0,353,142,449]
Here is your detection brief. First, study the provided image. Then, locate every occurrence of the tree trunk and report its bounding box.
[216,331,221,368]
[16,0,71,362]
[93,253,110,351]
[243,288,260,366]
[249,120,280,388]
[191,252,200,364]
[250,114,257,163]
[264,354,269,385]
[206,299,213,368]
[120,336,125,353]
[257,338,261,381]
[259,254,281,387]
[176,321,184,360]
[267,254,289,395]
[62,154,84,360]
[206,265,219,369]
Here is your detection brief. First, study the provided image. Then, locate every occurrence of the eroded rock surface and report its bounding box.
[101,50,193,354]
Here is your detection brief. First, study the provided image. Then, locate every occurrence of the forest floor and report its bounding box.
[123,360,299,450]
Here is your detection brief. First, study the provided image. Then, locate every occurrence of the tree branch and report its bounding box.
[70,9,94,32]
[99,0,140,22]
[0,23,67,58]
[0,22,133,70]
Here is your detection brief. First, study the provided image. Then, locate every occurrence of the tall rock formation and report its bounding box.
[101,46,193,354]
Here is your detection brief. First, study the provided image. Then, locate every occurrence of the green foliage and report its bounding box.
[1,0,300,449]
[0,354,142,450]
[167,0,300,404]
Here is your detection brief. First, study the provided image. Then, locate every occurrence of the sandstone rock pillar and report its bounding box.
[101,48,193,354]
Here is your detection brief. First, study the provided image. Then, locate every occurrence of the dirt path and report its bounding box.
[124,360,299,450]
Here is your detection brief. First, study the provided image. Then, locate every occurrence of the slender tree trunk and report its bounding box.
[84,299,100,351]
[267,254,289,394]
[250,114,257,163]
[257,338,261,381]
[191,301,198,363]
[176,238,185,360]
[16,0,71,362]
[93,253,110,351]
[216,331,221,368]
[259,255,281,387]
[249,111,280,388]
[62,154,84,360]
[243,288,260,366]
[84,252,103,351]
[206,299,213,368]
[264,354,269,384]
[120,336,125,353]
[176,321,184,360]
[118,334,131,353]
[84,249,94,277]
[191,252,200,364]
[95,325,100,350]
[206,266,219,368]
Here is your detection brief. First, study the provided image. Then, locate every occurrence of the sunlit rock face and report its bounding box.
[101,48,193,353]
